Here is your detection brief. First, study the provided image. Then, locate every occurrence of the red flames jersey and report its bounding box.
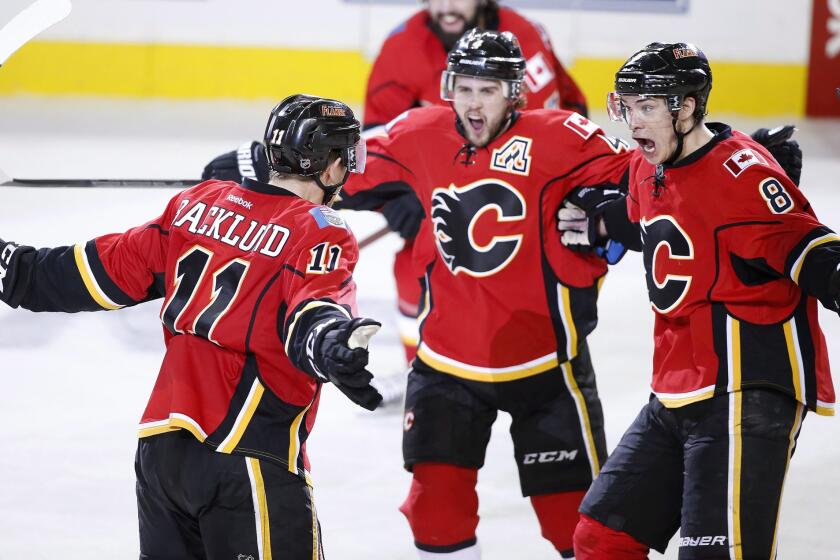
[626,125,838,415]
[11,178,360,482]
[363,7,587,128]
[343,106,630,382]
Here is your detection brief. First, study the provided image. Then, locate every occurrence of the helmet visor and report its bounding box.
[440,71,519,102]
[606,92,672,125]
[345,136,366,174]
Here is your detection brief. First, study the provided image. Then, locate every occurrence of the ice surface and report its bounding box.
[0,98,837,559]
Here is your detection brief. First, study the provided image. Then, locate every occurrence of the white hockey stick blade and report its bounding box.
[0,0,72,68]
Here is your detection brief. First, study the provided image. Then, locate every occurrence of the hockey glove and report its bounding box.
[201,141,271,183]
[830,264,840,316]
[381,193,425,240]
[557,186,628,265]
[750,125,802,186]
[311,317,383,410]
[0,237,34,308]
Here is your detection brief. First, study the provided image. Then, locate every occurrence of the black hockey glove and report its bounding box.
[201,140,271,183]
[310,317,383,410]
[557,186,627,265]
[381,193,425,240]
[830,265,840,316]
[750,125,802,186]
[0,237,34,308]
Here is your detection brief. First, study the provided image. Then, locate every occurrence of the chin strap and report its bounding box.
[315,169,350,207]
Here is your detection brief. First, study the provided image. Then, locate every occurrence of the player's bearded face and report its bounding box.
[427,0,481,49]
[452,76,510,147]
[619,95,679,165]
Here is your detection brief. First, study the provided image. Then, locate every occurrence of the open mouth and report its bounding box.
[437,13,465,32]
[635,137,656,155]
[466,115,485,136]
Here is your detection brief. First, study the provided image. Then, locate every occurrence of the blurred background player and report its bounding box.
[0,95,383,559]
[202,0,589,395]
[341,29,631,559]
[558,43,840,559]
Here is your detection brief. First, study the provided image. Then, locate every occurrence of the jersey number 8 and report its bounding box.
[759,178,793,214]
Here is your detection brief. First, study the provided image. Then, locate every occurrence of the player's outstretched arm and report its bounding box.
[285,304,383,411]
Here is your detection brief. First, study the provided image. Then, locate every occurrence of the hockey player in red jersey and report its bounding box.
[0,95,383,558]
[558,43,840,559]
[338,29,632,559]
[203,0,589,374]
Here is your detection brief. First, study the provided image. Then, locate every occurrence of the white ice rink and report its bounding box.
[0,98,837,559]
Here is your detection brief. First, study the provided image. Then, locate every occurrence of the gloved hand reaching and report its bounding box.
[310,317,383,410]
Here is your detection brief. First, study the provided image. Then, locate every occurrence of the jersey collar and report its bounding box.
[241,177,297,197]
[665,122,732,169]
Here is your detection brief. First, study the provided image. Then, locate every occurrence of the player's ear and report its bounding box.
[677,96,697,130]
[320,154,347,187]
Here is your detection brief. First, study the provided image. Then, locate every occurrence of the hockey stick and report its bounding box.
[358,224,392,250]
[1,177,199,188]
[0,0,72,68]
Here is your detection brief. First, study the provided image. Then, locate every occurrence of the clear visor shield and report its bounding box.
[440,71,516,102]
[606,92,672,126]
[344,136,366,174]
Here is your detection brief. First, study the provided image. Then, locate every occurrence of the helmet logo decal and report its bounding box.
[564,113,599,140]
[299,158,311,170]
[431,179,526,278]
[321,105,347,117]
[673,47,698,59]
[491,136,533,176]
[524,52,555,94]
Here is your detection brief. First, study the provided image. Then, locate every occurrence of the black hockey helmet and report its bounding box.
[440,28,526,102]
[608,42,712,122]
[263,94,365,203]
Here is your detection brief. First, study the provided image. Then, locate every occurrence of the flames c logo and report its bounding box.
[641,215,694,314]
[431,179,526,277]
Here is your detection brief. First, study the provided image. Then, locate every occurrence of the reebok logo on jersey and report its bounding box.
[678,536,726,547]
[522,449,578,464]
[723,148,767,177]
[226,194,253,210]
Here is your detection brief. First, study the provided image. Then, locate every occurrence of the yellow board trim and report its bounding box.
[218,380,265,453]
[288,402,314,476]
[561,361,600,477]
[0,41,808,116]
[247,457,272,560]
[416,345,558,382]
[73,243,122,310]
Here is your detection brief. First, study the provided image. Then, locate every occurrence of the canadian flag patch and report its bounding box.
[564,113,599,140]
[723,148,767,177]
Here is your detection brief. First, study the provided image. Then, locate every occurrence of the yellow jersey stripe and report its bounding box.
[137,414,208,442]
[246,457,271,560]
[558,284,579,360]
[561,361,600,478]
[783,319,805,403]
[73,243,123,310]
[728,318,742,392]
[656,390,716,408]
[728,390,743,560]
[416,344,558,383]
[309,486,320,560]
[217,379,265,453]
[284,301,351,355]
[288,402,314,476]
[770,402,804,560]
[790,234,840,283]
